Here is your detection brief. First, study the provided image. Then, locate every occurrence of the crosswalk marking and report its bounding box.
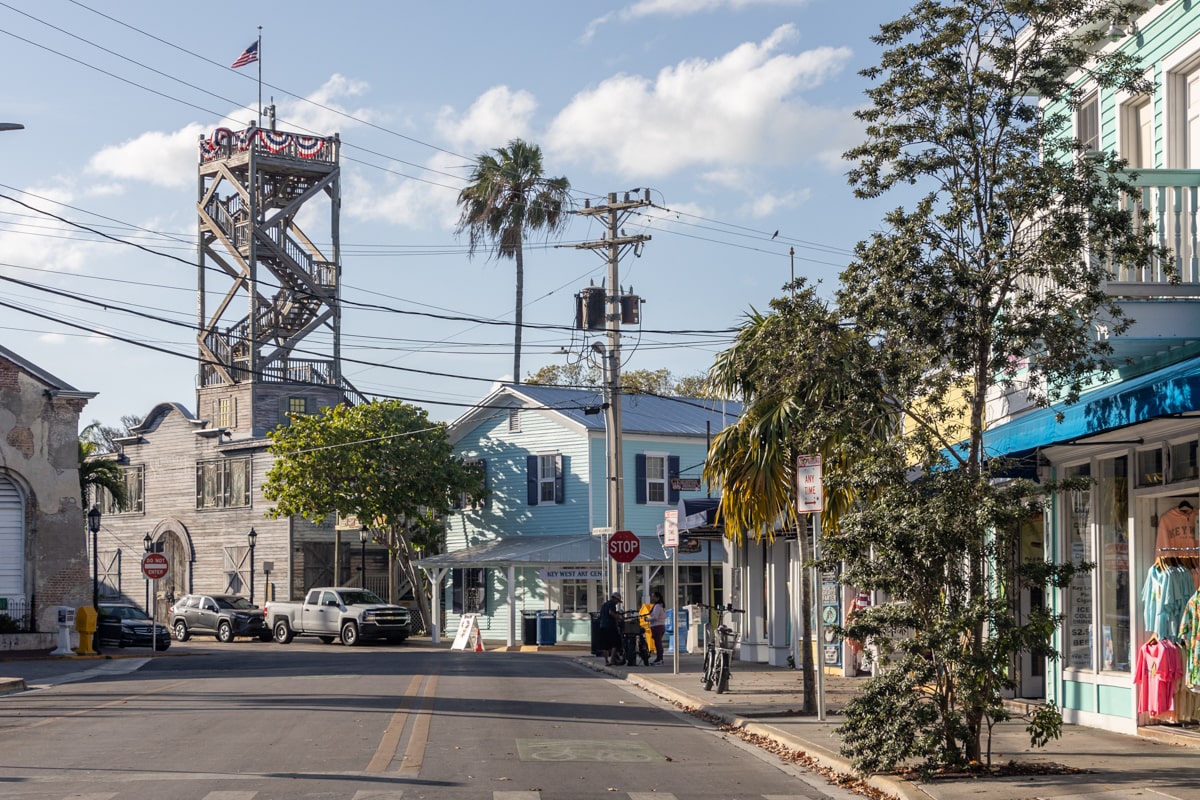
[493,793,543,800]
[351,792,407,799]
[629,794,678,800]
[200,792,258,800]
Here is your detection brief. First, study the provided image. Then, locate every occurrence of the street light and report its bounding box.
[87,506,101,654]
[359,527,369,588]
[247,528,257,604]
[143,533,152,612]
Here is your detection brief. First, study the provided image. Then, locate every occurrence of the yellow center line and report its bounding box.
[366,673,424,772]
[397,671,439,776]
[10,679,188,731]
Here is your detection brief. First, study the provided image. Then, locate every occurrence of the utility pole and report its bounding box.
[575,191,652,588]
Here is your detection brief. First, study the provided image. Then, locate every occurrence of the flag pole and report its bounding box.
[256,26,263,127]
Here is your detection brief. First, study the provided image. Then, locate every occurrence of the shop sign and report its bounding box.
[537,567,606,580]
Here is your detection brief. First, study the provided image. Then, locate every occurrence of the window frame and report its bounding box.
[1077,91,1100,152]
[195,456,252,510]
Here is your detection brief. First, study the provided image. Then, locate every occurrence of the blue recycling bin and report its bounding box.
[665,608,689,654]
[536,610,558,646]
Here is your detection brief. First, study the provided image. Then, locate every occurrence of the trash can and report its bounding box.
[589,611,601,655]
[665,608,689,654]
[522,611,538,646]
[536,609,557,646]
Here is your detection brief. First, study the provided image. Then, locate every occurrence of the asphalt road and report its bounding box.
[0,639,860,800]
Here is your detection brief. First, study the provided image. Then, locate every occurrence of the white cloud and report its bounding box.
[343,151,463,231]
[0,185,98,275]
[436,86,537,152]
[742,188,809,218]
[280,74,374,137]
[546,25,856,178]
[86,124,207,189]
[584,0,810,41]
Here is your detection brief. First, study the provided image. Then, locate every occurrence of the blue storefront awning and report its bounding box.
[983,354,1200,458]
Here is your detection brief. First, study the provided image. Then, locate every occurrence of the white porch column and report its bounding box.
[507,565,516,648]
[427,567,447,644]
[740,537,768,662]
[767,538,790,667]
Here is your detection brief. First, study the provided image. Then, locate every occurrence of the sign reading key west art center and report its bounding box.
[537,568,606,580]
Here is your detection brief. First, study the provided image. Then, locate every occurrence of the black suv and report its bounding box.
[169,594,267,642]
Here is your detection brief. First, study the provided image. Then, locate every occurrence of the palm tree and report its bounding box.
[455,139,570,383]
[704,286,897,712]
[79,423,126,512]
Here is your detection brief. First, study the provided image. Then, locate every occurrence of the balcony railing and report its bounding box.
[1115,169,1200,296]
[200,127,338,166]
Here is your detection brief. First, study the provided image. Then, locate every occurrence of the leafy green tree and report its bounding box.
[262,401,487,632]
[525,363,712,397]
[81,415,142,455]
[456,139,570,384]
[824,0,1165,773]
[704,282,897,714]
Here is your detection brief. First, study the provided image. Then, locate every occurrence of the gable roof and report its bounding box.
[448,383,741,442]
[0,343,94,397]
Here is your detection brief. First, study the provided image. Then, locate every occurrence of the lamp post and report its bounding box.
[87,506,101,654]
[247,528,257,604]
[262,561,272,604]
[359,527,369,588]
[143,533,152,612]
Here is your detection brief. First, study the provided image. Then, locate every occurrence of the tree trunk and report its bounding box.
[513,242,524,383]
[392,525,432,633]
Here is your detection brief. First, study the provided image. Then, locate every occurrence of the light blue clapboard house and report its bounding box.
[422,383,741,647]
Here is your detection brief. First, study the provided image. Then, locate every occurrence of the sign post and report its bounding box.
[141,553,170,656]
[796,454,825,721]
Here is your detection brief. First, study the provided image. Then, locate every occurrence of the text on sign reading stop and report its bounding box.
[608,530,640,563]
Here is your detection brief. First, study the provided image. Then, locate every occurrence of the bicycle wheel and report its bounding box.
[715,652,730,694]
[702,647,715,691]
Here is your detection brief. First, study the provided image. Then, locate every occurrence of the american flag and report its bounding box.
[232,40,259,69]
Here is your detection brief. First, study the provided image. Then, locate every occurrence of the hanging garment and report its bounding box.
[1142,564,1197,638]
[1134,638,1183,717]
[1156,504,1198,555]
[1177,591,1200,690]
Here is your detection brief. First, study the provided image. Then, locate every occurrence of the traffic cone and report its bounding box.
[474,629,484,652]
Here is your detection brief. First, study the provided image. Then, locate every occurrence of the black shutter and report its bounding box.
[554,454,565,504]
[635,454,647,505]
[451,568,463,613]
[527,455,539,506]
[668,455,681,504]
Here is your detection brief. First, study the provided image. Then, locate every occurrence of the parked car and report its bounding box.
[264,587,411,646]
[169,594,267,643]
[96,603,171,651]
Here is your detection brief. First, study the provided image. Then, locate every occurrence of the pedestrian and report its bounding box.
[648,591,667,664]
[598,591,623,666]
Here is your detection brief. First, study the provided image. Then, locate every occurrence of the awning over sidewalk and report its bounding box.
[417,533,719,569]
[983,354,1200,458]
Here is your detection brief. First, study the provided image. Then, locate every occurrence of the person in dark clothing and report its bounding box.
[598,591,623,665]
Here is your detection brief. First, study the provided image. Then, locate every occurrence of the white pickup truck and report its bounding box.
[264,587,411,646]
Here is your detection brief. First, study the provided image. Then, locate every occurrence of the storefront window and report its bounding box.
[1066,466,1093,670]
[1137,448,1163,487]
[1169,440,1198,483]
[1098,457,1129,672]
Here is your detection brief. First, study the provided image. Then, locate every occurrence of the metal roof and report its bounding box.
[416,533,724,568]
[506,384,742,437]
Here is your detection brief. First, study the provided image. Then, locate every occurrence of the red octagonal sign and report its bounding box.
[608,530,640,563]
[142,552,170,580]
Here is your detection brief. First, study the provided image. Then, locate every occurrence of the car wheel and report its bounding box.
[318,636,335,644]
[340,622,359,647]
[273,619,294,644]
[217,621,234,643]
[173,620,190,642]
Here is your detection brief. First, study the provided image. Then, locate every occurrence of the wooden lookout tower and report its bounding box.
[196,124,357,436]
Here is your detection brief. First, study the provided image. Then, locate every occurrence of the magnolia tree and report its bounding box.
[262,400,486,632]
[794,0,1162,774]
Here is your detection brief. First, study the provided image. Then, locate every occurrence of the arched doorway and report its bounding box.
[148,520,192,623]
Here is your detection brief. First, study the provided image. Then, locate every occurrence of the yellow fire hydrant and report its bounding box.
[74,606,97,656]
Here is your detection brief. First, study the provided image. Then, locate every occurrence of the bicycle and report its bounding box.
[698,602,743,693]
[613,610,651,667]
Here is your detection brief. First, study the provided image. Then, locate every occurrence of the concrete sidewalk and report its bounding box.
[578,651,1200,800]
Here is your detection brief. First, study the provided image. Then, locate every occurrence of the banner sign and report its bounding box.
[663,510,679,548]
[796,454,824,513]
[537,568,606,580]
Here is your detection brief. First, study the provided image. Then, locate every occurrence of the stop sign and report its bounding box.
[608,530,640,563]
[142,552,169,580]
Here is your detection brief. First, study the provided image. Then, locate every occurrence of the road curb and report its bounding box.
[0,678,25,695]
[578,657,917,800]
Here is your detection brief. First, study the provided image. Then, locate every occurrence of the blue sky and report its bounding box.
[0,0,901,426]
